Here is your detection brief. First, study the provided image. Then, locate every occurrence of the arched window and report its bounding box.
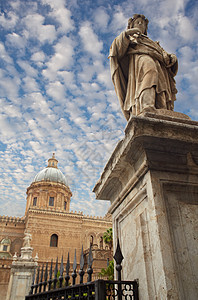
[90,235,94,246]
[49,197,54,206]
[50,234,58,247]
[33,197,37,206]
[100,236,103,249]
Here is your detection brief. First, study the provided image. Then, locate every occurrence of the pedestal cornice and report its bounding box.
[93,113,198,204]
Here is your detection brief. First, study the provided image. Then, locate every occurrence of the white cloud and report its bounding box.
[176,14,197,42]
[0,43,13,64]
[17,60,38,77]
[22,77,39,93]
[41,0,66,8]
[29,141,44,156]
[97,69,112,88]
[0,115,15,138]
[159,0,185,17]
[46,81,66,102]
[79,22,103,57]
[22,13,57,44]
[57,71,77,90]
[0,11,18,30]
[31,51,46,62]
[6,32,26,50]
[41,0,74,33]
[109,8,126,34]
[42,36,74,80]
[93,7,110,31]
[0,101,22,118]
[0,70,20,99]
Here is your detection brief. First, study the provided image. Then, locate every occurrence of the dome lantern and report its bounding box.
[47,153,58,168]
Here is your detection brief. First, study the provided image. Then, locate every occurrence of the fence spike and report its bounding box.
[113,238,124,281]
[72,249,77,285]
[44,262,48,281]
[65,252,70,286]
[88,244,93,267]
[80,245,84,269]
[35,266,40,294]
[54,257,58,277]
[53,257,58,289]
[36,266,40,284]
[40,264,44,291]
[73,249,77,271]
[48,259,53,290]
[79,245,85,284]
[43,262,48,292]
[39,264,44,293]
[59,255,64,288]
[29,267,36,295]
[87,245,93,282]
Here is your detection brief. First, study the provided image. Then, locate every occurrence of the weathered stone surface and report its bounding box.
[6,262,37,300]
[6,237,37,300]
[109,14,178,120]
[94,114,198,299]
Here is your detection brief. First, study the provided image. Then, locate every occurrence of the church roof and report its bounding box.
[33,154,68,186]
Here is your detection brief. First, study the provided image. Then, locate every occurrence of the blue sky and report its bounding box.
[0,0,198,217]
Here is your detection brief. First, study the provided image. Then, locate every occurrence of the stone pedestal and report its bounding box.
[6,247,37,300]
[94,112,198,300]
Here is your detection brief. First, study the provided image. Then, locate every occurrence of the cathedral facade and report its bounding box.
[0,155,112,299]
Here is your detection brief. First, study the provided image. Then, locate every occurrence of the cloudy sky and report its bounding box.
[0,0,197,217]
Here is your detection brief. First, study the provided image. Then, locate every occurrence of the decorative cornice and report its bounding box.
[26,208,111,223]
[26,181,72,195]
[0,216,25,223]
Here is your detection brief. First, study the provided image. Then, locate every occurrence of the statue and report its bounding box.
[109,14,178,120]
[23,232,32,248]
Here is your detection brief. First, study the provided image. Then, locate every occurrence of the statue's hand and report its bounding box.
[170,54,177,64]
[125,28,142,37]
[162,51,170,65]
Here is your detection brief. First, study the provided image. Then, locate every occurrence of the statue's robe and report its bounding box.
[109,31,178,120]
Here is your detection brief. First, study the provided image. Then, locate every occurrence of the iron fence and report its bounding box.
[25,240,139,300]
[26,279,139,300]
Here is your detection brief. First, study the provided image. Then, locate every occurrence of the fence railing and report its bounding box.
[26,279,139,300]
[25,239,139,300]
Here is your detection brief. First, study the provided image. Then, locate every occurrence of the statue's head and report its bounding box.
[127,14,149,35]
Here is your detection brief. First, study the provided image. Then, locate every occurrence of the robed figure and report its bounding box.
[109,14,178,120]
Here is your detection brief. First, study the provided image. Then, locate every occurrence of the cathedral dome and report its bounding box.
[33,154,67,186]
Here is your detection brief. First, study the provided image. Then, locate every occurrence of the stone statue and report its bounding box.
[23,232,32,248]
[109,14,178,120]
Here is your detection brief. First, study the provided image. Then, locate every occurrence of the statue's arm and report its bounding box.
[109,31,130,59]
[160,46,178,75]
[109,28,141,59]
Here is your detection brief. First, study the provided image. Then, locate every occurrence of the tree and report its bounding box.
[103,228,113,251]
[99,260,114,280]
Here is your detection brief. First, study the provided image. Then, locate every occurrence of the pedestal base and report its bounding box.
[6,246,37,300]
[94,113,198,300]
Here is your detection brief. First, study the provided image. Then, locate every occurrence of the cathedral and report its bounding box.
[0,154,112,299]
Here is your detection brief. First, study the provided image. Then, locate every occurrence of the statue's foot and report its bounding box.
[139,106,157,115]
